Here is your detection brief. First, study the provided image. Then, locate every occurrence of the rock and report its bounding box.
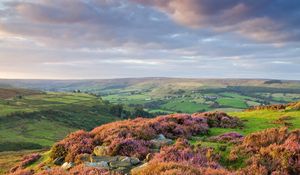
[157,134,167,140]
[90,156,118,163]
[61,162,74,170]
[119,156,131,163]
[130,157,140,165]
[53,157,64,165]
[109,160,132,168]
[151,134,173,149]
[85,161,109,169]
[93,146,109,156]
[76,154,90,163]
[114,166,132,174]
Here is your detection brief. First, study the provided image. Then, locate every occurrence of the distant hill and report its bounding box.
[1,78,300,92]
[0,88,42,99]
[1,78,300,114]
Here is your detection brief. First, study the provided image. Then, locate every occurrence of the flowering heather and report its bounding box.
[36,165,119,175]
[109,138,151,159]
[150,138,220,169]
[209,132,244,143]
[50,112,241,163]
[50,130,94,162]
[231,128,300,174]
[9,169,34,175]
[131,162,231,175]
[192,112,243,128]
[10,154,41,173]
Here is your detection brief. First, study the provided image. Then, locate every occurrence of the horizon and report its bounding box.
[0,76,300,81]
[1,0,300,79]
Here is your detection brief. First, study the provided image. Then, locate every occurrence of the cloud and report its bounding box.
[133,0,300,43]
[0,0,299,79]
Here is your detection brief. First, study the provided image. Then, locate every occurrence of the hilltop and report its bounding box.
[7,102,300,175]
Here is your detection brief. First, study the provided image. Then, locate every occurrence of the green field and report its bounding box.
[0,91,123,152]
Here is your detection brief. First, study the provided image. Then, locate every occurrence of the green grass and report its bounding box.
[190,108,300,170]
[0,92,121,152]
[162,100,210,113]
[216,98,248,109]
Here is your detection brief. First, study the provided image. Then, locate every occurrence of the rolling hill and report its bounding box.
[0,90,126,152]
[1,78,300,114]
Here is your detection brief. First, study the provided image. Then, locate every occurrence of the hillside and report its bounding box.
[1,78,300,113]
[0,91,127,152]
[7,102,300,175]
[0,88,41,100]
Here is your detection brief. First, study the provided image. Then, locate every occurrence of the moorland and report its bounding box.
[0,78,300,174]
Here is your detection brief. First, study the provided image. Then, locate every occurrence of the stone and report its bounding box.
[130,157,140,165]
[61,162,74,170]
[53,157,64,165]
[93,146,109,156]
[85,161,109,169]
[77,154,90,163]
[157,134,167,140]
[90,156,118,163]
[151,134,173,149]
[109,160,132,168]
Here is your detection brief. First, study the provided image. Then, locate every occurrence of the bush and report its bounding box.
[192,112,243,128]
[110,138,151,159]
[9,169,34,175]
[150,138,220,168]
[209,132,243,143]
[10,154,41,173]
[230,128,300,174]
[131,162,231,175]
[51,130,94,162]
[49,143,67,161]
[36,165,119,175]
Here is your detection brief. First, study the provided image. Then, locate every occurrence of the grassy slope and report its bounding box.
[2,104,300,174]
[190,108,300,169]
[0,92,120,151]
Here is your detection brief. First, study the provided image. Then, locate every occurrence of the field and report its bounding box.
[101,84,300,114]
[0,90,122,152]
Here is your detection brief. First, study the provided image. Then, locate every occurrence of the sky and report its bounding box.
[0,0,300,80]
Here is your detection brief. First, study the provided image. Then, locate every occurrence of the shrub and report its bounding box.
[36,168,67,175]
[51,130,94,162]
[192,112,243,128]
[36,165,119,175]
[150,138,220,168]
[9,169,34,175]
[230,128,300,174]
[209,132,243,143]
[131,162,204,175]
[10,154,41,173]
[49,143,67,161]
[131,162,231,175]
[109,138,151,159]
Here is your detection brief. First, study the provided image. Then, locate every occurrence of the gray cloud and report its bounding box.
[0,0,299,79]
[133,0,300,43]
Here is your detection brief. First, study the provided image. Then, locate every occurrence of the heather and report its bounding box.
[10,153,41,173]
[8,108,300,175]
[230,128,300,174]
